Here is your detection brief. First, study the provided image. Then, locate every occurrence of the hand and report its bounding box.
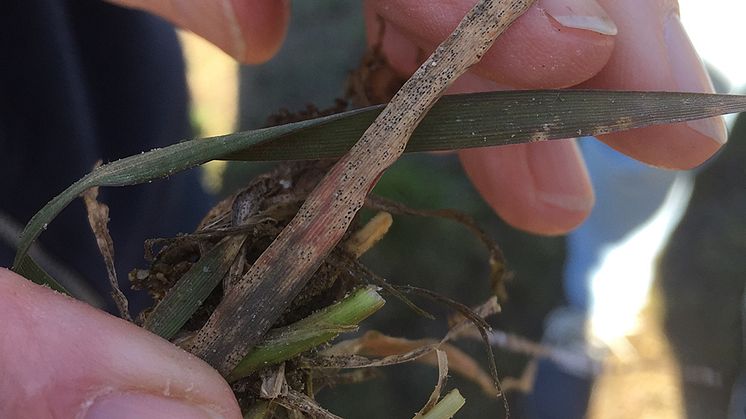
[0,269,242,419]
[109,0,291,64]
[365,0,725,234]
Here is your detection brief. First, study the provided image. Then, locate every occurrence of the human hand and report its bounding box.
[365,0,726,234]
[109,0,291,64]
[0,269,242,419]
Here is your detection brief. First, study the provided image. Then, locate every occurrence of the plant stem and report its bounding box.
[229,286,385,381]
[419,389,466,419]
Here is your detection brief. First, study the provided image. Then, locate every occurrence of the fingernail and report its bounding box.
[541,0,618,36]
[529,141,594,212]
[84,392,225,419]
[664,13,728,145]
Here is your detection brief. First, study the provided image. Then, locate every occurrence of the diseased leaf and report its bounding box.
[13,90,746,288]
[82,184,131,320]
[226,90,746,161]
[187,0,537,376]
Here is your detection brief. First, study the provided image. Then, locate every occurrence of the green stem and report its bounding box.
[229,286,385,382]
[420,389,466,419]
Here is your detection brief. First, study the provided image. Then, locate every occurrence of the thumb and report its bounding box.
[108,0,290,64]
[0,268,241,419]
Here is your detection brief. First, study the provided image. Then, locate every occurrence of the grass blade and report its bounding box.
[143,235,245,339]
[14,254,69,294]
[225,90,746,160]
[10,117,331,274]
[12,90,746,288]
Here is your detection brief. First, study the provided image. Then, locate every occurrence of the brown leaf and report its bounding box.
[415,349,449,417]
[275,389,342,419]
[343,211,393,258]
[259,363,288,399]
[82,179,130,320]
[316,331,496,397]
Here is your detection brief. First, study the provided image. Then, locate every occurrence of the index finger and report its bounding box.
[580,0,726,168]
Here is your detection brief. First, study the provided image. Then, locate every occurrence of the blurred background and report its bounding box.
[179,1,746,417]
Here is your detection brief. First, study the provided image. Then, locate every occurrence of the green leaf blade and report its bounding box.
[10,115,340,274]
[144,235,246,339]
[225,90,746,161]
[229,286,385,381]
[13,90,746,290]
[14,254,69,294]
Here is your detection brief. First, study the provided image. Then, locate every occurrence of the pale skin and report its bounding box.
[0,1,725,418]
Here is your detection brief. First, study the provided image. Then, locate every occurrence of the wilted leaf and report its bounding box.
[274,389,342,419]
[312,331,496,397]
[259,363,288,400]
[415,349,449,417]
[82,184,130,320]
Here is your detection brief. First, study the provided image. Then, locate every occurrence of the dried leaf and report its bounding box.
[259,363,288,399]
[82,184,130,320]
[446,297,502,341]
[458,326,602,377]
[343,211,393,257]
[275,389,342,419]
[396,285,504,398]
[415,349,449,417]
[499,360,538,394]
[311,331,496,397]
